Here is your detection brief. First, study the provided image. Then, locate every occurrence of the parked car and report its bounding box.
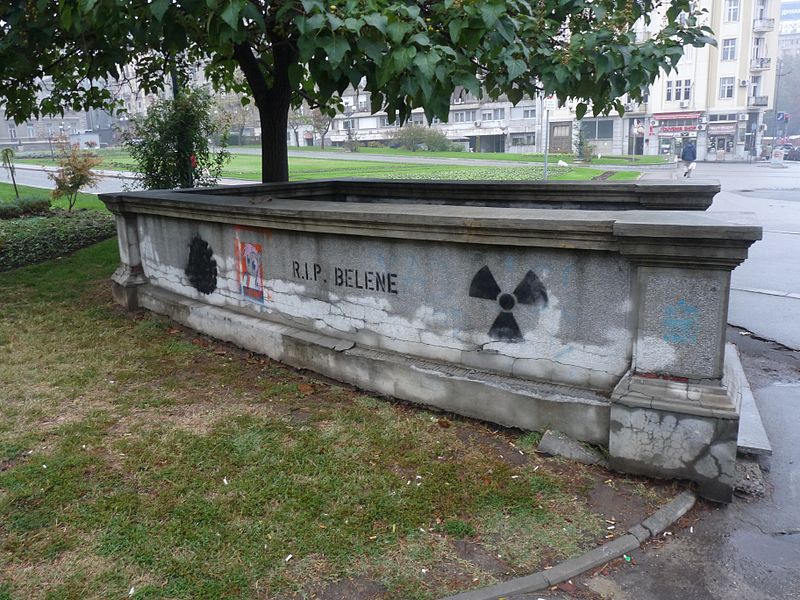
[785,147,800,161]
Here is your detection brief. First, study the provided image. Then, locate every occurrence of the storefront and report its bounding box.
[705,122,738,161]
[653,112,701,158]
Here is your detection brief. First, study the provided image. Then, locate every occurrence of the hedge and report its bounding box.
[0,196,51,219]
[0,210,116,272]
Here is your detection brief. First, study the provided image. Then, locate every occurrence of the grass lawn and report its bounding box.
[0,240,676,599]
[279,146,668,165]
[0,182,105,212]
[14,152,639,182]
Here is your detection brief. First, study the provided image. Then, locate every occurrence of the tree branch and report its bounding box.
[233,43,271,104]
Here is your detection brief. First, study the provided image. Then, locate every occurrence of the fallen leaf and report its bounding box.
[298,383,314,396]
[437,418,451,428]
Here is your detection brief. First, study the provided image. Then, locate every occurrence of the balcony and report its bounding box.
[752,18,775,33]
[748,95,769,107]
[750,57,772,70]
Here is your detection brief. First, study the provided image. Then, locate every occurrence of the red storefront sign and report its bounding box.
[661,125,698,133]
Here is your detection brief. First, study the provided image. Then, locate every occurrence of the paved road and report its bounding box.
[0,164,252,195]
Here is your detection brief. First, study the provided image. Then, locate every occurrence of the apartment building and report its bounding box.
[328,0,781,161]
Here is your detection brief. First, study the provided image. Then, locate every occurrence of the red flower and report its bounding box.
[190,154,197,168]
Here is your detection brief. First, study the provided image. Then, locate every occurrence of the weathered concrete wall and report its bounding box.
[100,180,761,501]
[138,215,634,392]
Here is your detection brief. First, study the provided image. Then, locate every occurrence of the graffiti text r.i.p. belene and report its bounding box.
[292,260,398,295]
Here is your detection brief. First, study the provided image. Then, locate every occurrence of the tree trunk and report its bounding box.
[234,41,295,183]
[293,129,300,147]
[259,97,290,182]
[320,133,325,149]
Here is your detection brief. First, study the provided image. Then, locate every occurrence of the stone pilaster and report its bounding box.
[110,213,147,310]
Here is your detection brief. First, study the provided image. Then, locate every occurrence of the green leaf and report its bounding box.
[306,13,326,30]
[221,0,244,30]
[363,14,388,33]
[149,0,171,21]
[480,2,505,28]
[344,17,362,32]
[506,58,526,81]
[328,13,344,30]
[413,52,439,79]
[575,102,587,120]
[324,37,350,67]
[409,33,431,46]
[448,20,464,43]
[300,0,324,12]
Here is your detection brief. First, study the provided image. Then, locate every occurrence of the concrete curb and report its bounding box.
[439,490,696,600]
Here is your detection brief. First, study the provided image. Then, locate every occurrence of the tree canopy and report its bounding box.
[0,0,715,182]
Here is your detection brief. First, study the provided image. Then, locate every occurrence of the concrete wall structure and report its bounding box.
[101,181,761,502]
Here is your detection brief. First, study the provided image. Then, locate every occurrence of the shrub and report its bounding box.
[122,88,230,190]
[50,143,102,211]
[0,197,51,219]
[0,211,116,271]
[392,125,456,152]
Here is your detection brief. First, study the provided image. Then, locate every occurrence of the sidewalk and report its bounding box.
[502,329,800,600]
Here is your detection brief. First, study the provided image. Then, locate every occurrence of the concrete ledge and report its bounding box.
[439,490,696,600]
[726,343,772,456]
[140,285,611,444]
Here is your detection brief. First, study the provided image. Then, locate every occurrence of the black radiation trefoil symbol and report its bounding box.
[469,266,548,342]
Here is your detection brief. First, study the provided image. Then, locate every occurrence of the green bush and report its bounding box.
[122,88,231,189]
[0,211,116,271]
[392,125,459,152]
[0,197,51,219]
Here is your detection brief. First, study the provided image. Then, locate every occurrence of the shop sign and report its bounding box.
[707,123,738,135]
[661,125,698,133]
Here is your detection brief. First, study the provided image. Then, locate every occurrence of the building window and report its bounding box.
[581,119,614,140]
[666,81,673,101]
[725,0,740,21]
[751,75,761,97]
[523,108,536,119]
[342,118,356,130]
[511,133,536,146]
[721,38,737,61]
[411,114,425,125]
[752,37,765,59]
[552,124,571,138]
[454,110,477,123]
[719,77,735,99]
[8,125,16,139]
[481,108,505,121]
[679,80,692,101]
[27,124,35,138]
[709,113,737,121]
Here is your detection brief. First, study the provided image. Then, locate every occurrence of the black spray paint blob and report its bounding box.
[185,235,218,294]
[469,266,548,342]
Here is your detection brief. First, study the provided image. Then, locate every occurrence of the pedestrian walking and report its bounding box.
[681,141,697,178]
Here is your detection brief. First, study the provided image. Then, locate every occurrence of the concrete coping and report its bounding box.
[100,183,760,267]
[112,179,721,210]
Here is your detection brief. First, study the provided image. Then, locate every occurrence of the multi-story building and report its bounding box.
[328,0,780,162]
[779,1,800,54]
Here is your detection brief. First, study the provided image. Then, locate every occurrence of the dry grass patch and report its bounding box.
[0,240,679,600]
